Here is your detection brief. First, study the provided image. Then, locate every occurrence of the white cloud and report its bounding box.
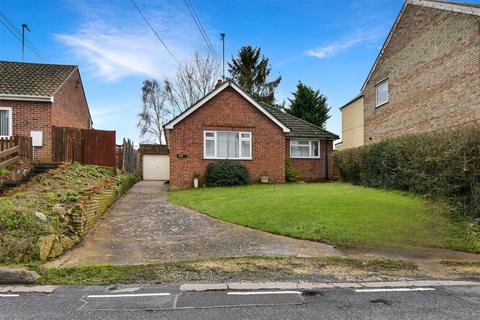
[55,1,211,81]
[306,29,384,59]
[90,106,132,126]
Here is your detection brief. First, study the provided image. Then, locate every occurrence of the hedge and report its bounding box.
[205,160,250,187]
[334,126,480,218]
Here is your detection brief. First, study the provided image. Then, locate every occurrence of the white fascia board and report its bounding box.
[0,94,53,102]
[164,82,290,133]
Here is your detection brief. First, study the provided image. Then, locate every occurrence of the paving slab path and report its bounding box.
[53,181,339,266]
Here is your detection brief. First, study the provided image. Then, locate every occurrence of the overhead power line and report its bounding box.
[129,0,180,65]
[184,0,217,59]
[0,10,48,62]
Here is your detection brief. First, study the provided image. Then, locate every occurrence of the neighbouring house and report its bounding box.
[339,0,480,149]
[0,61,92,161]
[335,94,364,151]
[163,81,339,189]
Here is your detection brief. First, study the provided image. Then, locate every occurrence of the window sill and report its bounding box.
[375,101,389,109]
[204,157,253,161]
[290,156,321,159]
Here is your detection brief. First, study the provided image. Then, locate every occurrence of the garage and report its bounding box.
[143,155,170,180]
[139,144,170,181]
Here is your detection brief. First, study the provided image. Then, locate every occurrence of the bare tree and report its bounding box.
[138,52,220,143]
[137,80,170,143]
[165,52,220,114]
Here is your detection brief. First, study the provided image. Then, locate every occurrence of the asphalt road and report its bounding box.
[1,284,479,320]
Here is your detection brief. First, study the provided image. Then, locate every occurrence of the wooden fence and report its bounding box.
[52,126,116,167]
[116,138,137,174]
[0,136,33,168]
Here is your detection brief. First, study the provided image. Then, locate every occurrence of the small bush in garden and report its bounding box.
[205,160,250,187]
[334,126,480,219]
[285,158,297,182]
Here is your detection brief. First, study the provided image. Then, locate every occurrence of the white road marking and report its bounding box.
[87,293,171,298]
[227,291,302,295]
[0,294,19,297]
[355,288,436,293]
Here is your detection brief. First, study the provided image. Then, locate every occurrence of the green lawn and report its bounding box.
[169,182,479,252]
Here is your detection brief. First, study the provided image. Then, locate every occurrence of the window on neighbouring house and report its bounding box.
[376,79,388,107]
[204,131,252,159]
[0,107,12,137]
[290,140,320,158]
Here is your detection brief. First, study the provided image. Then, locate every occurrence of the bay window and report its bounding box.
[290,140,320,158]
[204,131,252,159]
[0,107,12,138]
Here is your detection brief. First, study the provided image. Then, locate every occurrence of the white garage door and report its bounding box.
[143,155,170,180]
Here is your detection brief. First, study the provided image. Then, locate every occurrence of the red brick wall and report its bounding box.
[52,69,91,129]
[286,139,334,181]
[0,99,52,161]
[168,87,286,189]
[364,5,480,144]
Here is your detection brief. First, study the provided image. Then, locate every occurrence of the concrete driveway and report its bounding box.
[54,181,339,266]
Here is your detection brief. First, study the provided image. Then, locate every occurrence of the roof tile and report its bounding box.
[0,61,77,97]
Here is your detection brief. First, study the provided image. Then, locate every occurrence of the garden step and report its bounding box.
[0,162,60,194]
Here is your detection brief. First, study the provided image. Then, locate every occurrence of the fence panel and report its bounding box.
[0,136,32,168]
[52,126,82,163]
[81,129,116,167]
[53,126,116,167]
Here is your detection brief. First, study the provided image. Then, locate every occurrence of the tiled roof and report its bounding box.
[0,61,77,97]
[262,104,339,139]
[164,80,339,140]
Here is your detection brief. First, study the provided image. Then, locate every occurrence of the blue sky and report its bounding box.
[1,0,407,143]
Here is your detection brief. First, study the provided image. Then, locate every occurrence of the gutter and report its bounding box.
[0,94,53,102]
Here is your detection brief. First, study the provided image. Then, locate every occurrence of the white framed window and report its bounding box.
[290,140,320,158]
[204,131,252,160]
[0,107,12,138]
[375,79,389,107]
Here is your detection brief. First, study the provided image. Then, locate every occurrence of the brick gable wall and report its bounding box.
[52,69,91,129]
[364,5,480,144]
[168,87,286,189]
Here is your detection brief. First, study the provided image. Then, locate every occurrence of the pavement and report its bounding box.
[1,280,479,319]
[52,181,339,266]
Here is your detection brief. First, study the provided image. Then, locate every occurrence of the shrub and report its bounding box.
[205,160,250,187]
[334,126,480,218]
[285,158,297,182]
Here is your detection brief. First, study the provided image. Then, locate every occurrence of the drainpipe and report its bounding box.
[325,140,329,181]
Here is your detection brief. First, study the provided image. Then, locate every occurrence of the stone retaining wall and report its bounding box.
[69,186,118,237]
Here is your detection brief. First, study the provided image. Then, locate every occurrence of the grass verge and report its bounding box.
[36,256,417,285]
[169,183,479,252]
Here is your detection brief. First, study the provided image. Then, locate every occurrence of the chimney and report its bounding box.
[215,79,223,88]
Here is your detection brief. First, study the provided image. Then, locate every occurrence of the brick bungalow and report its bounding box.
[164,81,338,190]
[0,61,92,161]
[338,0,480,149]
